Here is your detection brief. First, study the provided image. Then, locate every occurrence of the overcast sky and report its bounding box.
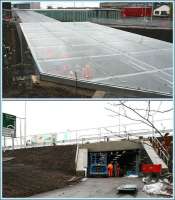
[11,0,169,9]
[12,1,151,9]
[40,1,100,8]
[2,101,173,140]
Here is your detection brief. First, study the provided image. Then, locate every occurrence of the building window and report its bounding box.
[161,11,168,16]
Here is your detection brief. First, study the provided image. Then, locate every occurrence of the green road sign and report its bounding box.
[3,113,16,137]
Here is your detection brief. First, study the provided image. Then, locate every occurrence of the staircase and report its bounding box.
[141,138,169,172]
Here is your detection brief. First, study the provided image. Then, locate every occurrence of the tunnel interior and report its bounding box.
[88,149,140,177]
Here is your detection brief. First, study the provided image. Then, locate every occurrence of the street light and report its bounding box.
[17,116,25,147]
[24,101,27,147]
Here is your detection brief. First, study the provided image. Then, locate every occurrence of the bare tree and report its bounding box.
[105,101,172,138]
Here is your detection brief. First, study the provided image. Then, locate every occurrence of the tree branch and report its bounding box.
[119,101,164,137]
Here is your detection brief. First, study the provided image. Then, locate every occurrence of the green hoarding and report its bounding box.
[36,9,120,22]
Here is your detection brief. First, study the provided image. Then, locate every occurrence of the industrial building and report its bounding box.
[100,2,153,9]
[153,5,170,17]
[13,2,40,9]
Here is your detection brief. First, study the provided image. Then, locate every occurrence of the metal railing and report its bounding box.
[3,128,173,151]
[149,135,170,166]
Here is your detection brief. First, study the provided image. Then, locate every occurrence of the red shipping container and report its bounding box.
[122,7,152,17]
[141,164,162,173]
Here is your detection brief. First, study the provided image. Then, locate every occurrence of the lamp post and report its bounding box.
[76,130,78,144]
[118,105,121,137]
[16,116,25,148]
[20,118,22,147]
[24,101,27,147]
[18,117,25,147]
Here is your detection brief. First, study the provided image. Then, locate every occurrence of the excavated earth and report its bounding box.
[3,145,81,197]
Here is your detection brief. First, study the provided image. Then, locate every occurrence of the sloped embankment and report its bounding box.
[3,145,80,197]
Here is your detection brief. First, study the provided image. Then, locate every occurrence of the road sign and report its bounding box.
[3,113,16,137]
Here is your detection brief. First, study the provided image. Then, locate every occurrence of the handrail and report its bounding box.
[3,128,173,151]
[150,135,169,166]
[154,136,169,155]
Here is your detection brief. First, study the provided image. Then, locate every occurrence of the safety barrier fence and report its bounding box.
[36,9,121,22]
[3,128,173,151]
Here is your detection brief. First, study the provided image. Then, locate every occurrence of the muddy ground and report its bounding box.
[3,145,81,197]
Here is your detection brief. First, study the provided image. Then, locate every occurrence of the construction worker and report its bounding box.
[107,162,113,177]
[116,163,120,177]
[113,161,117,177]
[123,164,126,176]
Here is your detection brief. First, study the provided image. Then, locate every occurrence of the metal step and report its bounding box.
[141,140,168,171]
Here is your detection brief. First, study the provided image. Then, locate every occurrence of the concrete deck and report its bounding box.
[16,10,173,97]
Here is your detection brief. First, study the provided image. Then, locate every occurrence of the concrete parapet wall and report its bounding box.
[80,140,142,152]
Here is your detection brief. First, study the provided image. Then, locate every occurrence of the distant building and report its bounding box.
[13,2,40,9]
[47,6,53,9]
[153,5,170,16]
[13,3,30,9]
[2,2,12,19]
[100,2,152,9]
[122,7,152,17]
[100,2,130,9]
[30,2,40,9]
[3,2,11,10]
[100,2,153,18]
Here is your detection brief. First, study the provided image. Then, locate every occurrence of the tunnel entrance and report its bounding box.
[88,149,140,177]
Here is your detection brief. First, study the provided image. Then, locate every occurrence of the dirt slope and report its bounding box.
[3,145,80,197]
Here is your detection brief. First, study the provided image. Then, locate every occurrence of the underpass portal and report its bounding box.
[88,149,141,177]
